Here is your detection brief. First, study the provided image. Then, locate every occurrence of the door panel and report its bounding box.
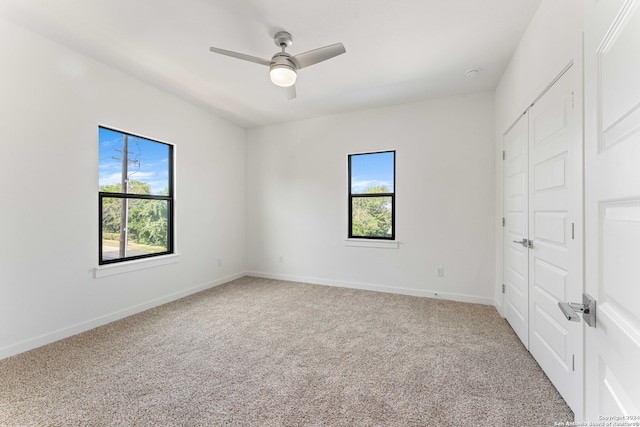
[528,64,583,416]
[585,0,640,419]
[533,153,566,193]
[532,97,570,148]
[534,259,567,302]
[534,303,569,354]
[601,203,640,320]
[534,212,567,245]
[504,114,529,348]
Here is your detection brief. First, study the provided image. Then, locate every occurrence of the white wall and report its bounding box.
[5,0,567,358]
[0,18,246,359]
[493,0,583,314]
[247,92,496,304]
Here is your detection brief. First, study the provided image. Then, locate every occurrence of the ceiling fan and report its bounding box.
[209,31,346,100]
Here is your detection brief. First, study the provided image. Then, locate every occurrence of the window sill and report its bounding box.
[344,239,399,249]
[94,253,181,278]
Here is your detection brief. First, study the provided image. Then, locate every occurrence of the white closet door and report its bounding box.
[503,113,530,348]
[528,64,583,416]
[584,0,640,418]
[503,63,584,417]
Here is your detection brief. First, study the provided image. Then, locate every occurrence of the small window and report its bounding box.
[348,150,395,239]
[98,127,174,264]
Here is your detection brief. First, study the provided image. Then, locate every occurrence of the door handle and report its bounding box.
[558,293,597,327]
[512,238,533,248]
[513,238,528,247]
[558,302,581,322]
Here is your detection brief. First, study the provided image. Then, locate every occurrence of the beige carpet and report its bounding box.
[0,277,573,426]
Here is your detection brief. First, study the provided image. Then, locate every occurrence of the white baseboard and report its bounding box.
[0,271,246,361]
[247,271,494,306]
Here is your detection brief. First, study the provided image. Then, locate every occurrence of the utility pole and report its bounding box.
[119,135,128,258]
[112,134,140,259]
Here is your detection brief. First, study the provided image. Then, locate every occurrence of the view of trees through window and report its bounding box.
[98,127,173,264]
[349,151,395,239]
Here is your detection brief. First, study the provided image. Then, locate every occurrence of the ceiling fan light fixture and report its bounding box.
[270,64,297,87]
[209,31,345,99]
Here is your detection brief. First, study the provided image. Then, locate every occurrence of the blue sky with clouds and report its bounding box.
[98,127,170,195]
[350,151,394,193]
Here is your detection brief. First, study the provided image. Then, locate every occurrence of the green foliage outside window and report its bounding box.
[100,181,169,248]
[351,185,393,238]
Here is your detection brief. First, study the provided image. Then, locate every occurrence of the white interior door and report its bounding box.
[503,114,530,348]
[528,64,583,416]
[584,0,640,419]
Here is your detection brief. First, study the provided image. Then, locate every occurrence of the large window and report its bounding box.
[98,127,174,264]
[348,150,395,239]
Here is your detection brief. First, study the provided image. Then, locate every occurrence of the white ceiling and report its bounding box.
[0,0,541,128]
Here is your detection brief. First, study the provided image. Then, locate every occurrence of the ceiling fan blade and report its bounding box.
[209,47,271,66]
[291,43,346,69]
[283,85,297,100]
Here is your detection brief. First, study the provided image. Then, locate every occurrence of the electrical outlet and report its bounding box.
[436,267,444,278]
[217,259,222,267]
[278,256,284,264]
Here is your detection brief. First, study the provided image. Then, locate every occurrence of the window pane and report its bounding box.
[99,127,170,196]
[101,197,169,262]
[351,196,393,238]
[350,151,394,194]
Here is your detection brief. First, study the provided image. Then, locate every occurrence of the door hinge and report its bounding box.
[502,217,505,227]
[502,150,505,160]
[502,284,505,294]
